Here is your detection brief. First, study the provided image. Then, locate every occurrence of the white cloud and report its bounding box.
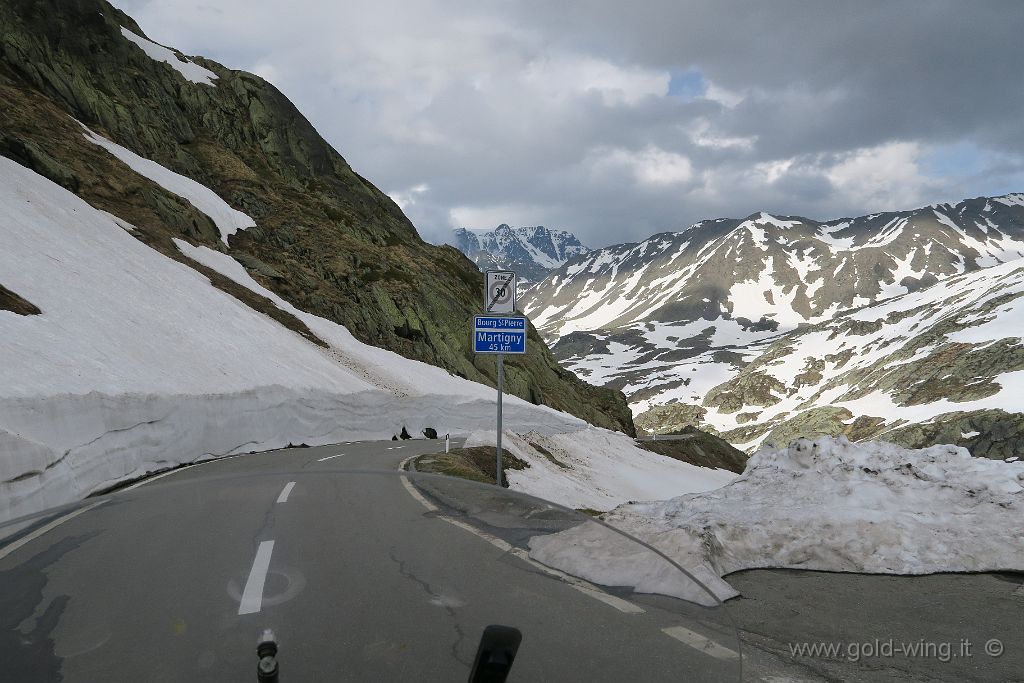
[584,146,694,188]
[449,203,548,230]
[703,81,745,108]
[823,142,941,211]
[388,183,429,211]
[690,119,756,150]
[110,0,1024,248]
[522,55,669,106]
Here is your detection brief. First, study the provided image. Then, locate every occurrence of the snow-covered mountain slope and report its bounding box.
[453,224,589,287]
[527,200,1024,341]
[696,256,1024,457]
[524,198,1024,446]
[0,0,634,435]
[0,156,589,523]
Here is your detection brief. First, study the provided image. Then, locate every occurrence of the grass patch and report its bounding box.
[527,441,570,469]
[414,446,528,487]
[0,283,41,315]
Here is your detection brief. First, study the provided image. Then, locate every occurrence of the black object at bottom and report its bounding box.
[257,629,279,683]
[468,625,523,683]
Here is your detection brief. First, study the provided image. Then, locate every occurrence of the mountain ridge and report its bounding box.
[453,224,589,288]
[0,0,634,434]
[524,194,1024,454]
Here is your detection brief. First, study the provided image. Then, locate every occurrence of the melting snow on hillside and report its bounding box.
[81,124,254,244]
[701,257,1024,449]
[120,27,217,86]
[533,436,1024,602]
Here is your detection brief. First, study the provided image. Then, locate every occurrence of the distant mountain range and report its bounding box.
[523,195,1024,459]
[452,225,589,288]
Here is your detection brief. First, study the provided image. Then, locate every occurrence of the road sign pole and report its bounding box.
[496,352,504,487]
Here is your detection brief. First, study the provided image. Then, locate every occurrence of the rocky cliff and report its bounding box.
[0,0,633,434]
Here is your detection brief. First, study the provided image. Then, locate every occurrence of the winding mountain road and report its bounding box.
[0,440,741,682]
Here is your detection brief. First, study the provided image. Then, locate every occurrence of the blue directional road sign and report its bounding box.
[473,315,527,354]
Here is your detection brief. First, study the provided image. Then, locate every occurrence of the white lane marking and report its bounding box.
[397,455,440,512]
[239,540,275,615]
[121,466,195,491]
[400,476,439,511]
[316,453,345,462]
[662,626,740,660]
[276,482,296,503]
[0,501,105,562]
[395,455,642,615]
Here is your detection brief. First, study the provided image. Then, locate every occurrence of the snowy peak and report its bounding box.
[524,194,1024,453]
[526,195,1024,341]
[453,224,590,286]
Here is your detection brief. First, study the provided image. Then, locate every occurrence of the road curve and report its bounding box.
[0,439,741,682]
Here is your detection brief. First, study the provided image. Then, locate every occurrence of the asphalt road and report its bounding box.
[727,567,1024,683]
[0,440,742,682]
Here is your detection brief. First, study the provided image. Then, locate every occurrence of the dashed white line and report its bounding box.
[661,626,740,660]
[239,540,275,615]
[0,501,105,561]
[276,482,296,503]
[316,453,345,462]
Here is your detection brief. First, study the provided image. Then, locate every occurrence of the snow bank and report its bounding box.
[459,427,737,602]
[0,155,583,522]
[0,388,579,523]
[597,436,1024,600]
[464,428,736,511]
[528,520,732,606]
[119,27,217,86]
[82,125,254,244]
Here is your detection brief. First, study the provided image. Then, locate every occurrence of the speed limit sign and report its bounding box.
[484,270,517,314]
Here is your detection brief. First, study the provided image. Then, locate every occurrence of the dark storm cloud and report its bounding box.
[112,0,1024,247]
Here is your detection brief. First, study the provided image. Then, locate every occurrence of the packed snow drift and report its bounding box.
[463,428,736,511]
[580,436,1024,600]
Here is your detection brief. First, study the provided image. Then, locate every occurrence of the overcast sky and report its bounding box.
[113,0,1024,248]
